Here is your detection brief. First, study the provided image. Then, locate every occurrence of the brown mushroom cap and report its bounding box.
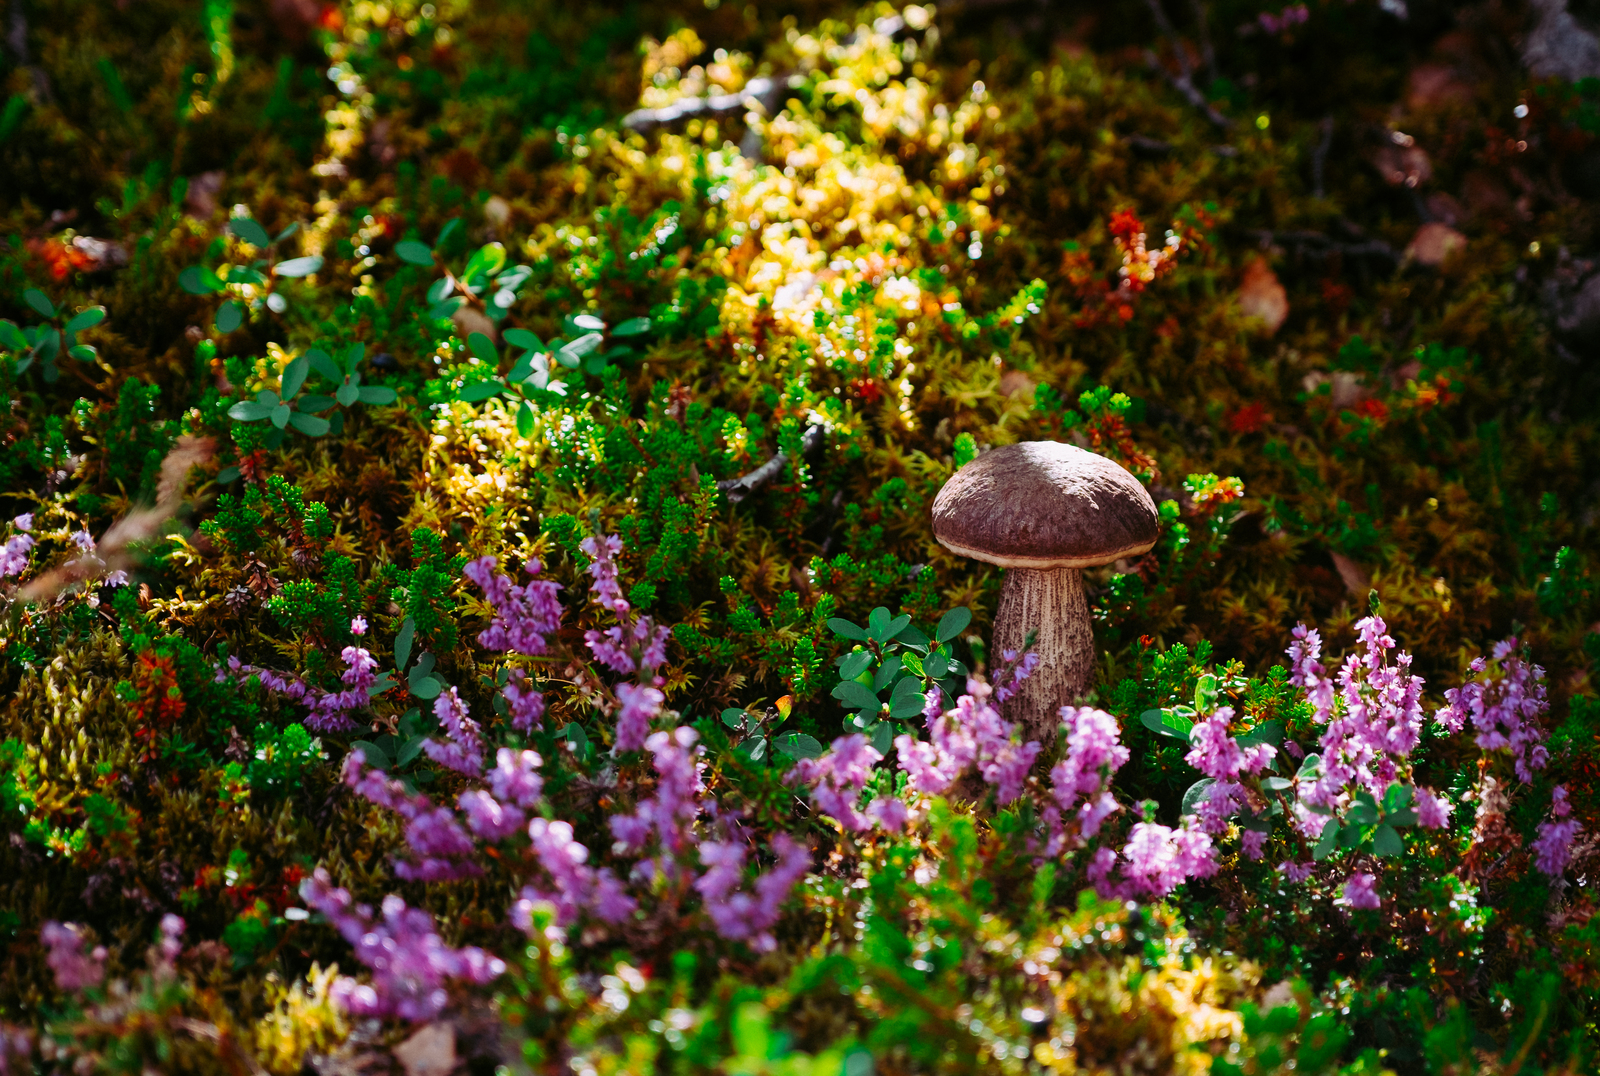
[932,441,1160,568]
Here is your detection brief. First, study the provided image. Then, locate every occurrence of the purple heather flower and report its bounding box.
[0,532,33,579]
[13,514,32,533]
[1338,872,1382,910]
[1415,786,1454,829]
[521,819,636,927]
[41,921,106,994]
[300,869,504,1022]
[694,833,810,951]
[1185,707,1275,780]
[458,790,525,842]
[503,668,545,732]
[70,529,95,552]
[1097,823,1217,902]
[791,734,881,832]
[867,796,909,832]
[424,688,485,776]
[488,747,544,809]
[350,616,368,636]
[1240,829,1267,861]
[1050,706,1131,814]
[1436,639,1550,782]
[614,681,664,754]
[224,644,380,734]
[464,555,564,656]
[892,678,1043,805]
[345,752,481,881]
[1533,785,1580,879]
[1277,860,1315,884]
[610,727,705,859]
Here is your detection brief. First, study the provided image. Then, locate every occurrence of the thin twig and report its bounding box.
[1143,49,1232,129]
[1190,0,1218,86]
[717,423,825,504]
[623,75,806,134]
[1312,116,1334,198]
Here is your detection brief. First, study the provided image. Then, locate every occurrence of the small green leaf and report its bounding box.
[395,240,435,266]
[462,242,507,284]
[1347,792,1379,826]
[366,673,396,698]
[228,401,273,422]
[0,320,25,349]
[1194,673,1219,712]
[1312,819,1339,861]
[306,348,342,383]
[297,394,336,413]
[436,218,464,250]
[65,307,106,334]
[215,301,244,334]
[396,736,426,767]
[270,403,292,429]
[34,331,59,361]
[924,651,949,678]
[1296,752,1322,778]
[613,316,652,336]
[572,313,606,331]
[516,400,535,438]
[774,732,824,760]
[216,466,241,484]
[409,675,442,701]
[179,266,223,295]
[343,342,365,372]
[68,344,97,361]
[837,651,874,680]
[503,327,542,350]
[1263,776,1294,791]
[467,331,497,364]
[1236,720,1283,747]
[935,606,973,642]
[413,652,436,678]
[893,622,930,649]
[280,356,310,400]
[827,618,868,641]
[22,288,55,318]
[394,618,415,672]
[721,708,748,730]
[557,332,603,366]
[457,381,502,403]
[336,382,360,407]
[1140,708,1194,741]
[350,740,392,769]
[274,255,323,278]
[287,411,330,436]
[889,692,926,719]
[228,218,271,248]
[274,223,300,244]
[357,385,396,406]
[831,680,881,712]
[1181,778,1216,817]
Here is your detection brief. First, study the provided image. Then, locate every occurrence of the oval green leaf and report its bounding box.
[395,240,435,266]
[274,255,323,278]
[228,218,271,248]
[22,288,55,318]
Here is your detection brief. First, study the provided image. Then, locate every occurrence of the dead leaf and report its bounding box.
[1405,222,1467,267]
[394,1023,456,1076]
[1238,257,1288,336]
[1369,143,1431,188]
[997,369,1034,398]
[451,305,497,345]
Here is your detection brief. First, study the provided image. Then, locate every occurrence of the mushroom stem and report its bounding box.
[992,565,1094,749]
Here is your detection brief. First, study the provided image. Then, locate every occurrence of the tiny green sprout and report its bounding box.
[181,217,320,330]
[223,343,396,461]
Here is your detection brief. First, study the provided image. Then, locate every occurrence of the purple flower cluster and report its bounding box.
[615,682,664,755]
[1258,2,1309,35]
[0,1024,32,1076]
[1532,785,1580,879]
[0,515,34,579]
[464,556,559,730]
[219,621,381,733]
[1089,822,1217,901]
[894,678,1040,804]
[1337,872,1382,910]
[610,727,705,863]
[518,818,636,928]
[41,921,106,994]
[344,751,481,882]
[1435,637,1550,782]
[695,833,811,952]
[580,535,669,676]
[464,555,563,656]
[791,734,888,832]
[423,688,485,775]
[300,868,505,1021]
[1040,706,1131,855]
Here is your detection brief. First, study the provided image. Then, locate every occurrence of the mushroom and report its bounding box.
[931,441,1160,747]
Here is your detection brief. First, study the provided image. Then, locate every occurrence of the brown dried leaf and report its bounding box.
[1238,257,1288,336]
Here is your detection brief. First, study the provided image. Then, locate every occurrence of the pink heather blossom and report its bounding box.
[1192,780,1244,837]
[993,649,1041,703]
[0,529,32,579]
[1533,785,1580,879]
[614,681,663,753]
[70,529,95,552]
[300,869,504,1022]
[791,734,881,831]
[1050,706,1130,813]
[579,535,670,675]
[520,819,636,927]
[457,790,525,841]
[1435,639,1550,782]
[1240,829,1267,861]
[867,796,909,832]
[1338,872,1382,910]
[13,514,32,532]
[345,751,481,881]
[1415,787,1454,829]
[0,1024,33,1074]
[464,555,564,656]
[488,748,544,809]
[893,679,1042,804]
[609,728,705,862]
[503,668,545,732]
[221,643,381,734]
[350,616,368,636]
[158,914,185,966]
[41,921,106,993]
[1185,707,1275,780]
[424,688,485,776]
[1278,860,1315,884]
[694,833,811,951]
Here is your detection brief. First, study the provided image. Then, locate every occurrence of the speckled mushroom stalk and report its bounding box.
[932,441,1160,750]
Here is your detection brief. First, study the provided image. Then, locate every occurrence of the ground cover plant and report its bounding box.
[1,0,1598,1071]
